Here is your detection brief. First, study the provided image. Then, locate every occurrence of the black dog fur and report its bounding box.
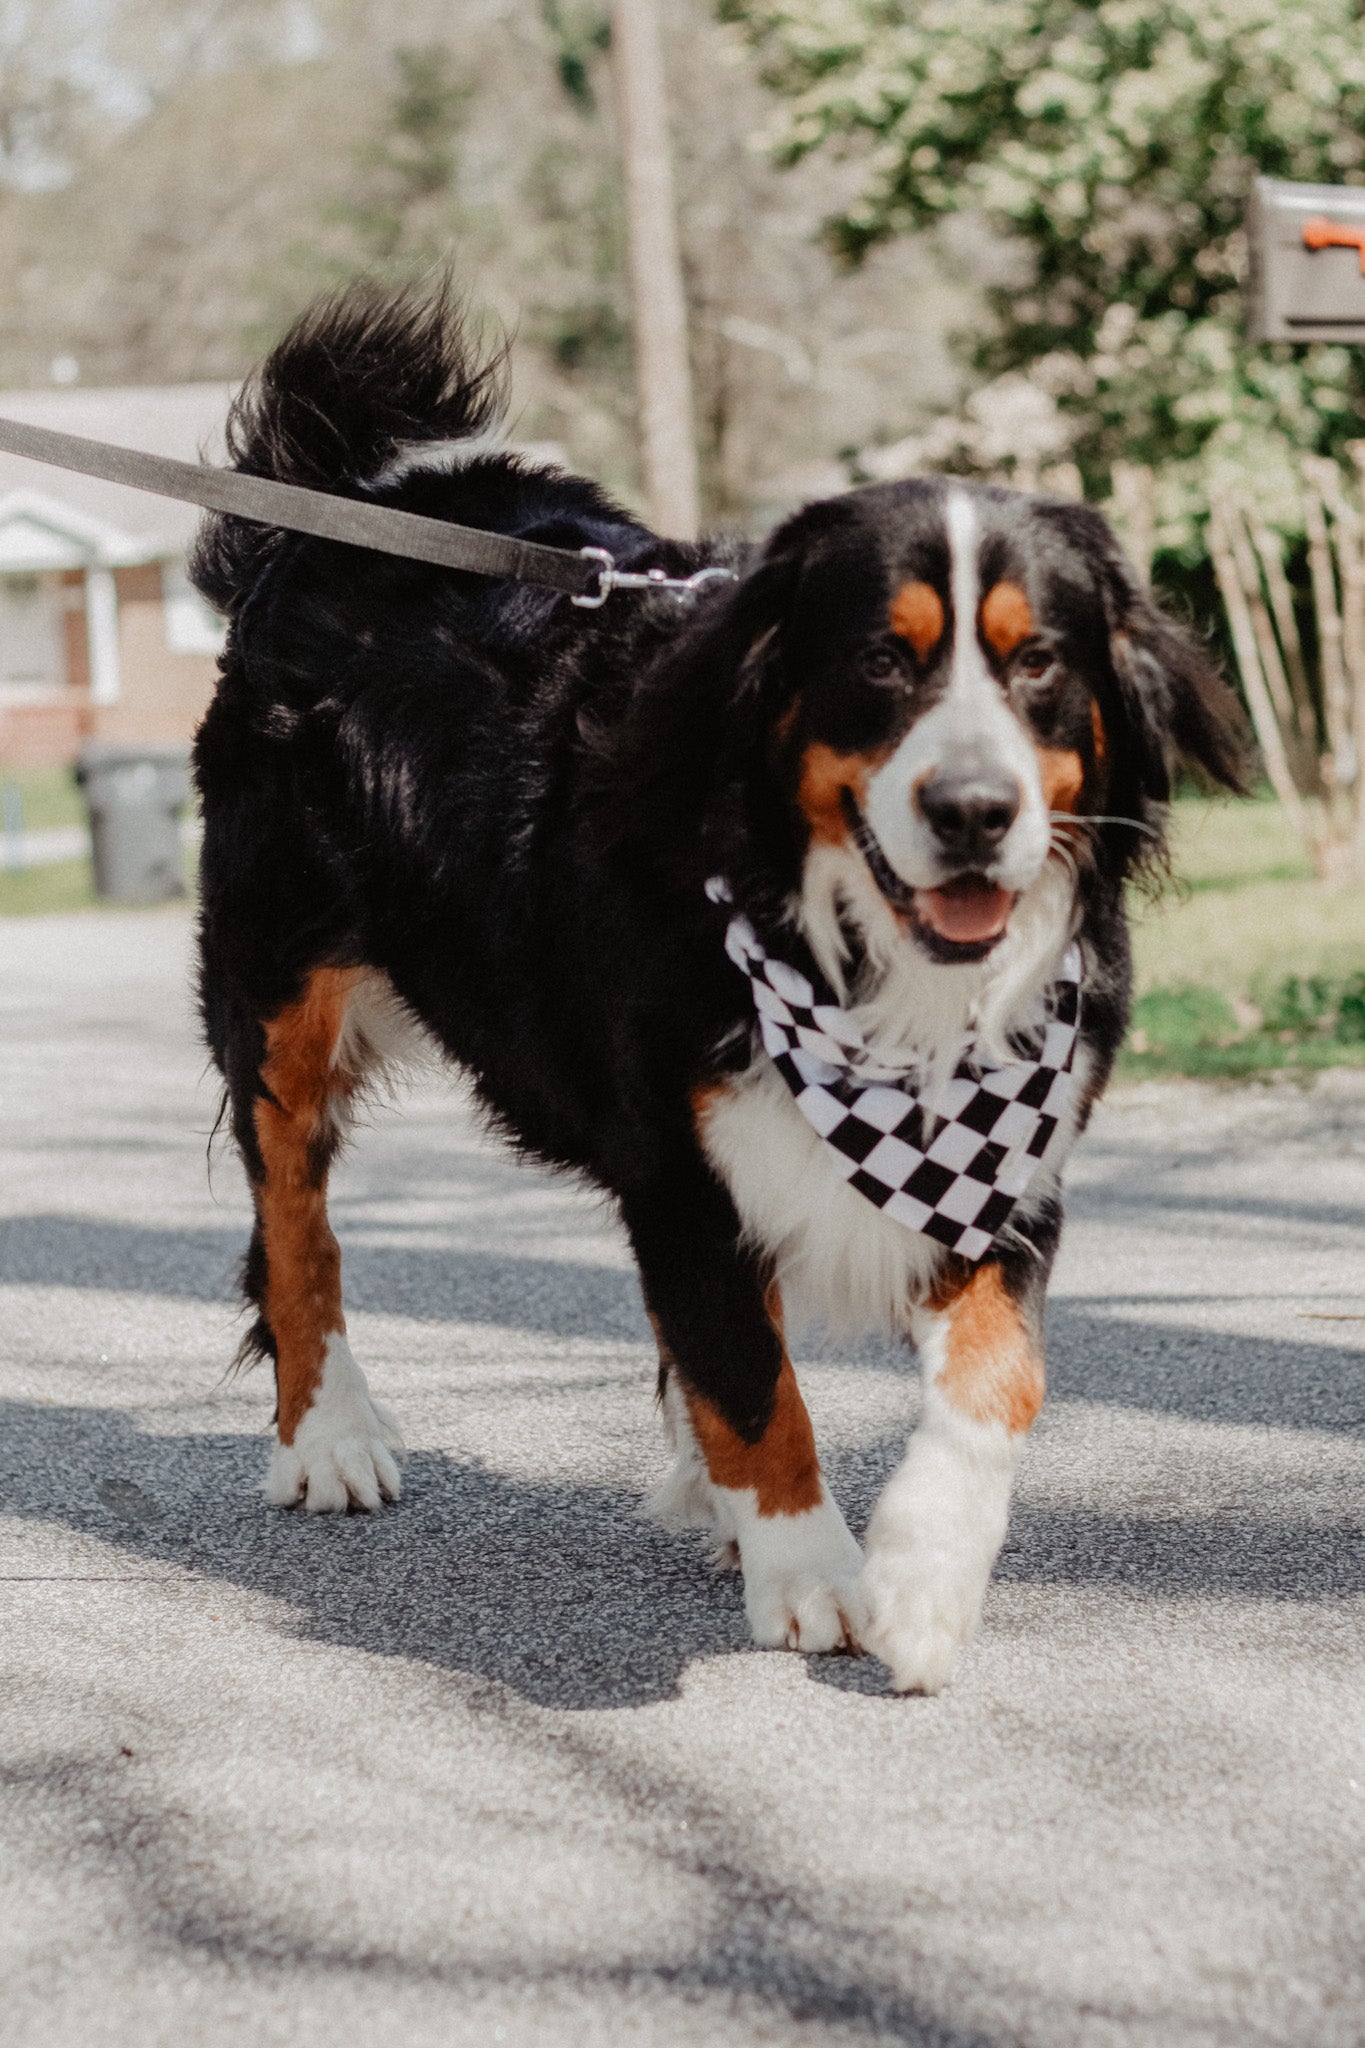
[192,280,1243,1460]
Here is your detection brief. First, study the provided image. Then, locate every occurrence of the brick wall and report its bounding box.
[87,565,218,751]
[0,562,220,767]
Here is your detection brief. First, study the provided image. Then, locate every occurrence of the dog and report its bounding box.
[191,283,1243,1693]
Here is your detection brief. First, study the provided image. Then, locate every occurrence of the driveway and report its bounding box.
[1,910,1362,2046]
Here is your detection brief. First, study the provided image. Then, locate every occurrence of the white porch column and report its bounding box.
[84,562,121,706]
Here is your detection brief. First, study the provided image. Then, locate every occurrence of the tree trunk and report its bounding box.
[611,0,700,540]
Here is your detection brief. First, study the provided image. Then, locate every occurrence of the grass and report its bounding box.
[0,763,86,833]
[0,852,198,917]
[0,765,95,916]
[0,857,104,916]
[1122,793,1365,1077]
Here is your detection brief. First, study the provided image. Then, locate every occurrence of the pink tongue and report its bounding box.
[914,879,1014,944]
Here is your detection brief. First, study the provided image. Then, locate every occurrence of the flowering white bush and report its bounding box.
[721,0,1365,554]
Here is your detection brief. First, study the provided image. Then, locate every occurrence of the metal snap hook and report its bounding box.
[572,547,735,607]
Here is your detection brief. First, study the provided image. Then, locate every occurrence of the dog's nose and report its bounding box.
[916,772,1021,858]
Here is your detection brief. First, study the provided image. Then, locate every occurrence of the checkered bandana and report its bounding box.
[707,878,1082,1262]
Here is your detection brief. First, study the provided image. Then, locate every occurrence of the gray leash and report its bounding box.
[0,412,734,608]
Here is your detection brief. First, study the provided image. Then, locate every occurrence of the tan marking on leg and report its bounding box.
[1037,744,1085,814]
[679,1285,823,1516]
[889,580,945,660]
[255,967,359,1444]
[1090,698,1108,773]
[930,1262,1044,1434]
[797,742,889,844]
[684,1364,824,1516]
[980,581,1034,657]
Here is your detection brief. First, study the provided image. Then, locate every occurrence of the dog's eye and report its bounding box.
[1016,647,1055,680]
[860,646,901,682]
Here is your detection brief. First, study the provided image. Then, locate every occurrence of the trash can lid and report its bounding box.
[75,743,192,802]
[76,742,193,772]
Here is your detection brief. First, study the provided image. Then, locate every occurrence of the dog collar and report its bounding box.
[706,878,1082,1262]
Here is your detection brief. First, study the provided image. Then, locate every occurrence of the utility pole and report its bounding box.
[611,0,700,540]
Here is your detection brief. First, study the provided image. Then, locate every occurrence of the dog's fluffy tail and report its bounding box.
[191,276,507,617]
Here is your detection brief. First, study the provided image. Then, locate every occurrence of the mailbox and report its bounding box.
[1248,177,1365,342]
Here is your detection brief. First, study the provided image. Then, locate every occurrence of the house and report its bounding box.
[0,385,572,772]
[0,382,235,767]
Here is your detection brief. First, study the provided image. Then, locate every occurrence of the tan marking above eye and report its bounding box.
[980,581,1035,657]
[889,580,945,659]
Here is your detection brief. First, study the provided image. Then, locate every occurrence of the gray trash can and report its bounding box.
[76,744,192,904]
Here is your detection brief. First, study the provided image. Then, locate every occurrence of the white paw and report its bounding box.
[859,1541,984,1694]
[732,1489,867,1654]
[265,1334,406,1514]
[646,1378,861,1640]
[858,1413,1017,1693]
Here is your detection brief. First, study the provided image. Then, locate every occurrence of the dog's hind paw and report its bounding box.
[265,1335,405,1513]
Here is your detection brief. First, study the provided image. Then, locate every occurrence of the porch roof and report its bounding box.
[0,488,156,574]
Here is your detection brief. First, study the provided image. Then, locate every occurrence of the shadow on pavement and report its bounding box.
[0,1421,999,2045]
[1045,1300,1365,1436]
[1,1398,745,1711]
[0,1211,650,1341]
[3,1211,1364,1433]
[1066,1182,1365,1233]
[0,1706,999,2048]
[3,1379,1362,1719]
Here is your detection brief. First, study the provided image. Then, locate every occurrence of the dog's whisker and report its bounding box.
[1048,811,1165,841]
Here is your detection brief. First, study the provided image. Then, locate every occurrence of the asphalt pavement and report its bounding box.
[1,908,1362,2047]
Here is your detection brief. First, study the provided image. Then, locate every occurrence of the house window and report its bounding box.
[162,560,227,655]
[0,573,62,691]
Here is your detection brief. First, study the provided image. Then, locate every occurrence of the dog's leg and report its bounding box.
[238,967,405,1512]
[643,1317,740,1566]
[628,1165,864,1653]
[860,1253,1048,1694]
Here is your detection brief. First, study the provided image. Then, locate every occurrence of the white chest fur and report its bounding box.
[697,1054,948,1335]
[696,1041,1088,1340]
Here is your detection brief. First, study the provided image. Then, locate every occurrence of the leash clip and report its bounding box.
[572,546,735,608]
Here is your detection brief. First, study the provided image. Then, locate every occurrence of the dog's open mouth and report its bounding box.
[842,793,1016,962]
[913,874,1014,948]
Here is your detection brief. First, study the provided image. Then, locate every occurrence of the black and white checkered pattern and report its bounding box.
[707,879,1082,1262]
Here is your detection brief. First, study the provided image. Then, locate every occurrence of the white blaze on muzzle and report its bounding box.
[863,491,1052,895]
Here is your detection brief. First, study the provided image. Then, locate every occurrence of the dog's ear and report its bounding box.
[1044,503,1248,823]
[581,529,807,869]
[1107,573,1248,806]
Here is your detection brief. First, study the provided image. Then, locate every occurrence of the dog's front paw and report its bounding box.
[737,1492,867,1654]
[858,1541,985,1694]
[859,1423,1015,1693]
[265,1335,406,1513]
